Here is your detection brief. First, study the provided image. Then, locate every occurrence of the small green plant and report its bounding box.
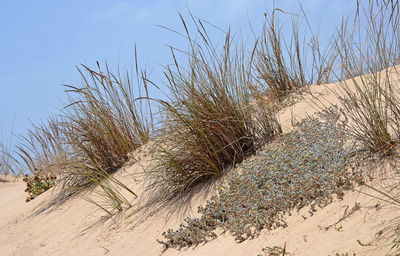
[349,202,361,213]
[23,174,57,202]
[325,202,361,231]
[357,239,372,247]
[391,235,400,253]
[257,244,290,256]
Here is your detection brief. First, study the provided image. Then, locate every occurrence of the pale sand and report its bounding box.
[1,71,400,256]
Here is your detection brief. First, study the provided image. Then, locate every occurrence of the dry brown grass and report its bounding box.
[16,55,151,210]
[334,0,400,155]
[16,117,68,176]
[254,8,338,100]
[141,14,281,212]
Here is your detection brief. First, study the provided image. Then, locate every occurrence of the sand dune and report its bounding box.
[1,78,400,256]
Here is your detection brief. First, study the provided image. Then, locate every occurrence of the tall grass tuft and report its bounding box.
[57,59,151,204]
[144,15,281,209]
[16,57,151,210]
[334,0,400,155]
[63,60,151,174]
[255,8,338,100]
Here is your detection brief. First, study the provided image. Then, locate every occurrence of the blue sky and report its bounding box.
[0,0,357,143]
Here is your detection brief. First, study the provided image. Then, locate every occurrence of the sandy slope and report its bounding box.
[2,76,400,256]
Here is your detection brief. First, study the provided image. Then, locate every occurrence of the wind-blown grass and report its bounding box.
[16,56,151,209]
[255,8,338,100]
[143,15,281,211]
[16,117,68,176]
[64,60,151,173]
[57,59,151,205]
[334,0,400,155]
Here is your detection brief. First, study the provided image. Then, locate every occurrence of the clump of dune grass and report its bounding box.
[334,0,400,155]
[142,15,281,211]
[63,60,151,173]
[56,58,151,206]
[255,8,338,100]
[16,56,150,209]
